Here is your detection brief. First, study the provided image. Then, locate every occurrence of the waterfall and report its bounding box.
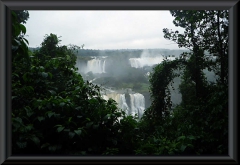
[129,58,141,68]
[103,93,129,113]
[119,94,129,113]
[74,57,106,74]
[102,92,145,119]
[86,58,104,73]
[129,56,175,68]
[103,60,106,73]
[129,93,145,118]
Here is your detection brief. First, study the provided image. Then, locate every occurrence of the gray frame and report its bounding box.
[0,0,238,164]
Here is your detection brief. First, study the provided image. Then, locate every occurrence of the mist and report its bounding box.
[74,48,191,119]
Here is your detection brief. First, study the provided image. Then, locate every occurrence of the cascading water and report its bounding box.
[103,93,129,113]
[86,58,106,74]
[102,92,145,119]
[129,93,145,119]
[129,55,176,68]
[129,57,164,68]
[103,60,106,73]
[75,56,107,74]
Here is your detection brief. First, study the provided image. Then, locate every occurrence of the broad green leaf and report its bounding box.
[31,136,40,146]
[41,143,50,149]
[47,111,55,118]
[19,24,26,34]
[93,124,99,129]
[69,132,75,139]
[25,86,34,93]
[41,72,48,78]
[187,144,194,148]
[57,126,65,133]
[54,124,62,128]
[12,73,19,78]
[24,106,33,117]
[177,135,186,141]
[23,38,29,45]
[104,114,111,120]
[59,102,65,107]
[37,116,45,122]
[188,135,195,140]
[39,66,45,70]
[48,72,53,79]
[22,73,28,82]
[48,90,56,95]
[14,27,21,37]
[13,39,21,46]
[86,122,93,128]
[180,145,187,152]
[25,124,33,131]
[74,130,82,136]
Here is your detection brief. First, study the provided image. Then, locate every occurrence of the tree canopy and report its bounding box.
[12,10,228,155]
[141,10,228,155]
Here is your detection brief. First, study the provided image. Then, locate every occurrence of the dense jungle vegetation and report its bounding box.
[12,10,228,155]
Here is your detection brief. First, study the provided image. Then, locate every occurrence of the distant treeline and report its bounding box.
[29,47,188,57]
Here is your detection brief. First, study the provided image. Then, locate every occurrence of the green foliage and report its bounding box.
[12,10,228,156]
[14,10,29,24]
[12,11,29,61]
[170,84,228,155]
[137,10,228,156]
[164,10,228,85]
[146,59,182,123]
[11,11,126,155]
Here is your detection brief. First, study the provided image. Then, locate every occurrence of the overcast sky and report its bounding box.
[25,10,185,50]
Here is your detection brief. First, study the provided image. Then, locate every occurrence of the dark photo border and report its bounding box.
[0,0,239,164]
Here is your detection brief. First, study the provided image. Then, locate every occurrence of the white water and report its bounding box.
[86,58,106,74]
[129,93,145,118]
[102,92,145,119]
[75,56,107,74]
[129,57,164,68]
[129,56,176,68]
[102,60,106,73]
[104,93,129,113]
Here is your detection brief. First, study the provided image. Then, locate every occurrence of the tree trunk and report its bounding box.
[191,23,202,98]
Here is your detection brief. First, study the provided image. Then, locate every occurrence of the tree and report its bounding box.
[14,10,29,24]
[163,10,228,87]
[11,11,127,155]
[166,10,228,154]
[163,10,210,99]
[143,10,228,155]
[202,10,228,84]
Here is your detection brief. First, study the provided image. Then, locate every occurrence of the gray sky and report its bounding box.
[25,10,184,50]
